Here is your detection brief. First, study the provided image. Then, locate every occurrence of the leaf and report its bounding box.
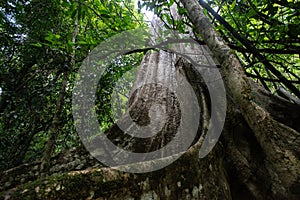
[178,7,187,16]
[78,40,88,45]
[45,35,53,42]
[247,8,257,18]
[30,43,43,48]
[230,0,237,11]
[99,9,110,19]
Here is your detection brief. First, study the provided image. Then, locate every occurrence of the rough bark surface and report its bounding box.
[1,1,300,200]
[1,42,232,199]
[180,0,300,199]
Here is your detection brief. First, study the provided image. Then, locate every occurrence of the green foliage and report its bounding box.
[1,0,299,172]
[0,0,145,170]
[208,0,300,92]
[95,53,143,131]
[140,0,299,95]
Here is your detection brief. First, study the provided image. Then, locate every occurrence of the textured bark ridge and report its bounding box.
[180,0,300,199]
[1,31,232,199]
[1,1,300,199]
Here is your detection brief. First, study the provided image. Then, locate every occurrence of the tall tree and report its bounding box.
[1,0,300,199]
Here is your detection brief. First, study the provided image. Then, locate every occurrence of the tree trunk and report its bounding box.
[179,0,300,199]
[1,49,231,199]
[40,8,79,173]
[1,1,300,200]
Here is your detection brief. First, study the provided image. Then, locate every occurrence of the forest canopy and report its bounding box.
[0,0,146,170]
[0,0,299,182]
[0,0,300,199]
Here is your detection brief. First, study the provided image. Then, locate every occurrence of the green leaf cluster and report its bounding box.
[0,0,145,170]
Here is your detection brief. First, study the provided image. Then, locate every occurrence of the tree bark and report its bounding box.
[180,0,300,199]
[1,1,300,200]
